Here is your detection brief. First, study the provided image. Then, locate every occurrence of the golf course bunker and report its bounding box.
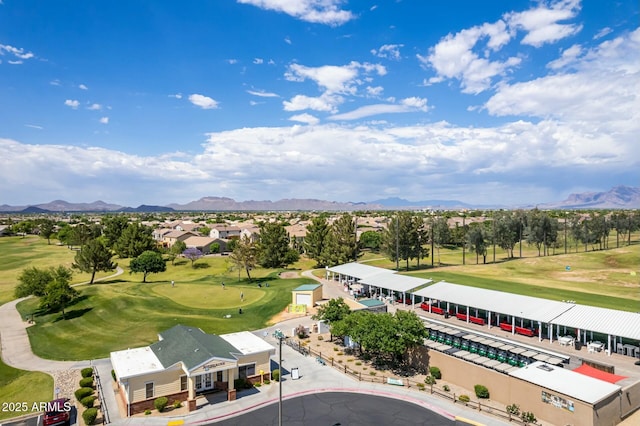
[150,283,266,309]
[214,392,455,426]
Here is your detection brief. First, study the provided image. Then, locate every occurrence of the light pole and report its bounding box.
[272,329,285,426]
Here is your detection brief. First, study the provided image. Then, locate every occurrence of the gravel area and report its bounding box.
[49,369,81,400]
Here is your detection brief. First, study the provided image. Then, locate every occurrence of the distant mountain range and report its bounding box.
[0,186,638,213]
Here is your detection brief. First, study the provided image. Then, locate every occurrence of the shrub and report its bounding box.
[416,383,425,390]
[254,382,262,387]
[429,366,441,379]
[144,410,151,415]
[81,368,94,378]
[337,359,343,363]
[80,395,96,408]
[75,387,94,401]
[355,361,362,366]
[82,408,98,425]
[264,379,270,384]
[369,371,377,376]
[443,384,450,392]
[295,324,309,339]
[317,335,324,341]
[425,375,436,385]
[173,401,182,409]
[79,377,94,388]
[506,403,520,416]
[458,395,470,403]
[333,347,339,351]
[154,396,168,412]
[521,411,537,424]
[111,369,116,382]
[474,384,490,399]
[272,369,281,382]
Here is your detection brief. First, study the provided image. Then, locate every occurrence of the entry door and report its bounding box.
[204,373,213,389]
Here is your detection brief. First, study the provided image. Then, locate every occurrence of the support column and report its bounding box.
[538,322,542,342]
[466,306,470,324]
[488,311,492,329]
[511,316,515,335]
[607,335,611,356]
[227,368,236,401]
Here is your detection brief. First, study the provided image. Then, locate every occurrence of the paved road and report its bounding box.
[214,392,455,426]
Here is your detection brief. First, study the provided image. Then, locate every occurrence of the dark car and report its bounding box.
[42,398,71,426]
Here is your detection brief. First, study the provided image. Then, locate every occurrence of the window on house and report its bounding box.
[238,363,255,379]
[180,375,188,392]
[145,382,154,399]
[216,371,223,382]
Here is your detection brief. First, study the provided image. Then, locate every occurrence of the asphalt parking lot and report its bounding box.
[214,392,454,426]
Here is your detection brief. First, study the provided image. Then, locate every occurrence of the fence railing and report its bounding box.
[93,365,110,424]
[288,341,526,425]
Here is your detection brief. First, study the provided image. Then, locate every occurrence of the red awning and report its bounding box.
[573,364,627,384]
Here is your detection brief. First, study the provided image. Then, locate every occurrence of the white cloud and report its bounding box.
[285,61,386,95]
[237,0,354,26]
[99,117,109,124]
[547,44,583,70]
[25,124,43,130]
[284,37,292,44]
[506,0,582,47]
[0,44,34,60]
[87,103,102,110]
[169,93,183,99]
[79,84,88,90]
[594,27,612,40]
[253,58,264,64]
[371,44,403,60]
[247,89,279,97]
[227,59,238,64]
[289,113,319,125]
[50,79,61,86]
[329,97,428,121]
[283,93,342,112]
[8,60,22,65]
[64,99,80,109]
[188,94,219,109]
[366,86,383,96]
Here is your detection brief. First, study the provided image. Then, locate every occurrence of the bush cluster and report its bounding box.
[81,395,96,408]
[154,397,168,412]
[272,369,281,382]
[458,395,470,403]
[111,369,117,382]
[81,368,94,378]
[429,366,441,379]
[82,408,98,425]
[474,384,490,399]
[79,377,94,388]
[173,401,182,409]
[75,387,94,401]
[424,375,437,385]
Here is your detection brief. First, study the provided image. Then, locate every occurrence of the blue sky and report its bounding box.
[1,0,638,207]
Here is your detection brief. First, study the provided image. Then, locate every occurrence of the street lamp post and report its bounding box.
[273,329,285,426]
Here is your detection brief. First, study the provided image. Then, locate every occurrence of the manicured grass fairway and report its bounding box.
[17,275,308,361]
[0,348,53,421]
[0,236,108,305]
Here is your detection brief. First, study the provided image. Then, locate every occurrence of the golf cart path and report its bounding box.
[0,266,124,371]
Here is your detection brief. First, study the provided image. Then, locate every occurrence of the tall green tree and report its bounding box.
[41,270,78,319]
[38,219,56,245]
[14,266,77,319]
[129,250,166,282]
[359,230,383,251]
[258,222,300,268]
[319,213,358,267]
[382,212,422,270]
[72,238,117,284]
[229,235,258,280]
[114,223,156,258]
[431,217,451,266]
[102,215,130,249]
[312,297,351,324]
[70,223,101,248]
[467,225,487,264]
[303,216,330,266]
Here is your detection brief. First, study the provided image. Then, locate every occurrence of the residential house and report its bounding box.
[209,224,242,240]
[163,230,198,248]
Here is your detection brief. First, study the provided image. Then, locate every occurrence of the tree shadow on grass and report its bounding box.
[92,278,127,285]
[193,263,211,269]
[53,307,93,322]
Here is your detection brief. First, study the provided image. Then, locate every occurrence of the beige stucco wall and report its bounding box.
[235,351,272,378]
[126,366,184,403]
[428,350,624,426]
[292,286,323,307]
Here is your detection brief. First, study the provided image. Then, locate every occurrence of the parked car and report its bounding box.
[42,398,71,426]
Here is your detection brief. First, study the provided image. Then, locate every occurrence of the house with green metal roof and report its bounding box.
[110,325,275,416]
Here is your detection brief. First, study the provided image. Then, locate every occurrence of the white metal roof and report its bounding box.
[110,346,164,380]
[326,262,394,280]
[221,331,276,356]
[552,304,640,341]
[360,272,431,293]
[413,281,575,323]
[509,362,620,404]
